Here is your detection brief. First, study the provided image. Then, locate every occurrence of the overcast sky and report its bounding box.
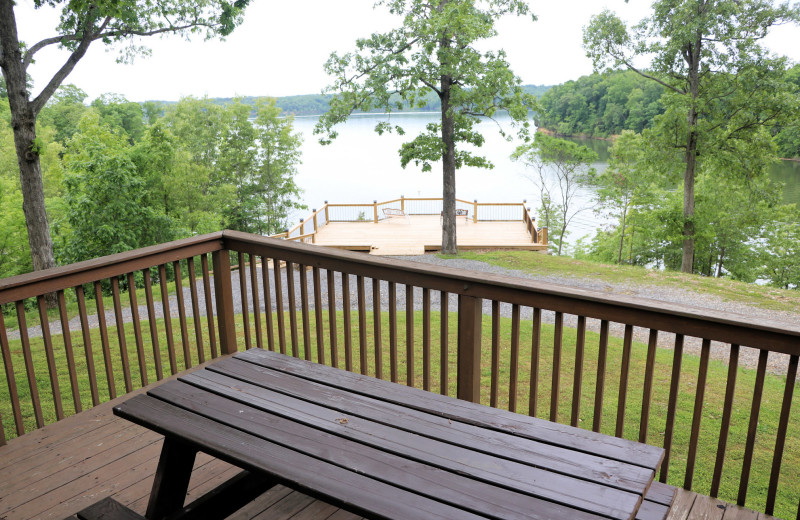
[13,0,800,103]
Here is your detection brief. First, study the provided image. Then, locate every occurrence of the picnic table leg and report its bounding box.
[146,438,198,520]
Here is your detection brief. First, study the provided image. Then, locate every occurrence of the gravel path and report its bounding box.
[10,254,799,376]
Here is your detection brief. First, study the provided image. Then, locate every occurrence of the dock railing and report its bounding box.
[1,231,799,517]
[270,197,547,245]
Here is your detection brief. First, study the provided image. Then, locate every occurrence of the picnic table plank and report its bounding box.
[237,348,664,469]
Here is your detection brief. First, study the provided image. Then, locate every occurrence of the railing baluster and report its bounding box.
[737,348,769,505]
[406,284,414,387]
[509,304,521,413]
[0,308,25,436]
[440,291,449,396]
[457,294,482,404]
[201,255,218,358]
[158,264,177,375]
[766,353,799,515]
[126,273,148,386]
[285,261,299,357]
[550,311,563,423]
[36,295,64,419]
[615,324,634,438]
[389,282,398,382]
[16,300,44,427]
[357,275,367,375]
[660,333,684,483]
[211,250,237,355]
[529,307,541,417]
[373,278,383,379]
[273,258,287,355]
[327,270,338,367]
[593,320,609,433]
[94,282,117,398]
[143,269,164,380]
[685,338,712,490]
[76,286,100,405]
[711,344,740,497]
[638,329,659,444]
[262,256,275,352]
[422,288,431,391]
[250,255,263,351]
[299,265,311,361]
[186,259,205,363]
[110,277,133,392]
[313,267,325,365]
[236,253,251,352]
[571,315,586,427]
[342,273,353,371]
[490,300,500,408]
[57,291,82,413]
[173,260,192,368]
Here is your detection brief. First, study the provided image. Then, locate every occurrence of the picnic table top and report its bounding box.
[113,349,665,520]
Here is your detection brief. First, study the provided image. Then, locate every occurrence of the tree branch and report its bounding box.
[620,57,686,95]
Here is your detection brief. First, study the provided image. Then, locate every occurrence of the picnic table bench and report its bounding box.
[112,349,670,520]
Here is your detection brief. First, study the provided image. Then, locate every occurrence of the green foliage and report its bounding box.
[90,93,146,143]
[536,71,664,137]
[38,85,89,145]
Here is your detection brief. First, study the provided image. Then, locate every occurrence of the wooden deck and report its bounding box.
[0,361,775,520]
[313,215,546,255]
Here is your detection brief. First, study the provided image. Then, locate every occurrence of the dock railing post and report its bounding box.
[473,200,478,223]
[324,201,329,223]
[457,294,482,403]
[400,195,405,212]
[299,218,304,237]
[541,227,548,246]
[212,249,237,355]
[373,200,379,223]
[312,209,318,233]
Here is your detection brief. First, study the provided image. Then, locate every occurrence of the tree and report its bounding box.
[584,0,800,273]
[315,0,536,254]
[512,133,597,255]
[0,0,249,274]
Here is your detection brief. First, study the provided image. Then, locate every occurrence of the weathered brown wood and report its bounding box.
[186,259,206,364]
[143,269,164,380]
[15,300,44,428]
[422,287,431,391]
[201,255,217,358]
[342,273,353,372]
[272,258,286,355]
[639,329,659,444]
[36,295,64,420]
[571,315,586,427]
[490,300,501,408]
[0,307,24,435]
[94,281,118,398]
[593,320,609,433]
[212,251,237,356]
[75,497,145,520]
[75,286,100,406]
[685,338,711,491]
[765,354,799,515]
[173,261,192,370]
[389,282,398,382]
[687,494,725,520]
[250,255,264,352]
[457,294,482,404]
[126,273,148,386]
[313,267,325,365]
[262,257,275,353]
[529,307,542,417]
[616,324,634,438]
[665,487,695,520]
[357,275,368,375]
[440,291,449,396]
[738,348,769,505]
[327,270,339,367]
[711,344,740,498]
[158,264,178,374]
[299,265,311,361]
[660,334,684,484]
[237,253,252,352]
[285,261,299,357]
[406,284,415,387]
[509,304,521,413]
[145,438,198,519]
[550,311,563,423]
[55,291,82,414]
[111,277,134,392]
[168,470,277,520]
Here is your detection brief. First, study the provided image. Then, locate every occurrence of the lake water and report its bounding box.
[290,112,800,245]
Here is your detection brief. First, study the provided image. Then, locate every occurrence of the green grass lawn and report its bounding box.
[1,308,798,518]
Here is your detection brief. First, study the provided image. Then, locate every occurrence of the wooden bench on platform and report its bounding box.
[113,349,672,520]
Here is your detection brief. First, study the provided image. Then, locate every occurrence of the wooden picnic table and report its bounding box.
[113,349,668,520]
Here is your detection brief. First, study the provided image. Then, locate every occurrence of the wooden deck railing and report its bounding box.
[270,197,547,245]
[1,231,799,517]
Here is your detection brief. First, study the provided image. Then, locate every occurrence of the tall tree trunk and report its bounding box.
[617,209,627,265]
[439,23,456,255]
[681,107,698,273]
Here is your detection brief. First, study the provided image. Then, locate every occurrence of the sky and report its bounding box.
[12,0,800,103]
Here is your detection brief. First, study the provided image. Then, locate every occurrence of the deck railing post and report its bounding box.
[473,200,478,223]
[212,250,238,355]
[312,209,318,232]
[373,200,379,223]
[299,218,304,236]
[531,214,538,243]
[541,227,548,246]
[400,195,405,212]
[457,294,482,403]
[324,201,329,223]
